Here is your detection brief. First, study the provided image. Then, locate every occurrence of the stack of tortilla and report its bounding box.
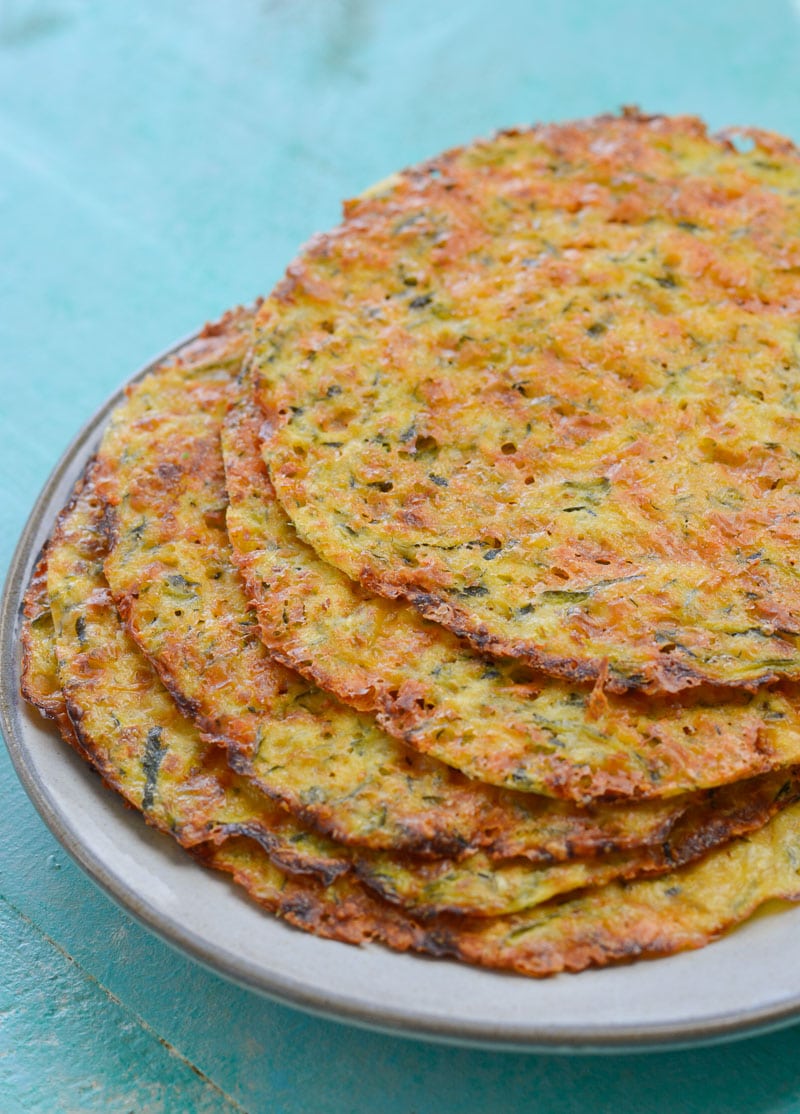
[22,110,800,977]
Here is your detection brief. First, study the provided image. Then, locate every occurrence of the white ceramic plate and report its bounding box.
[4,334,800,1053]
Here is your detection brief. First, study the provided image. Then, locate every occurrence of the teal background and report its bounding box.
[3,1,800,1109]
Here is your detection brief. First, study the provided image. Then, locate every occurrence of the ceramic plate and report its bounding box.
[4,334,800,1054]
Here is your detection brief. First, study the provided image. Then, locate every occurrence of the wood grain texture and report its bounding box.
[0,897,244,1114]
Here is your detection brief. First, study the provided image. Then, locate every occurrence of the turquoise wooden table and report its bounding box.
[5,1,800,1109]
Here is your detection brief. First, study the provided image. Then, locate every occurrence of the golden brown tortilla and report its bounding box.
[253,111,800,694]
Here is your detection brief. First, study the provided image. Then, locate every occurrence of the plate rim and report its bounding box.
[4,329,800,1054]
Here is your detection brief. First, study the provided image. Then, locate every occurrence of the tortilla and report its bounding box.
[253,111,800,694]
[20,549,78,743]
[359,767,800,916]
[224,393,800,801]
[218,811,800,978]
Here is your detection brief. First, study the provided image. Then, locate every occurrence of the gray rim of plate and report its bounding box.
[4,327,800,1055]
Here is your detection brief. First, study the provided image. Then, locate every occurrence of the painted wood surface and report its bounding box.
[3,2,800,1110]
